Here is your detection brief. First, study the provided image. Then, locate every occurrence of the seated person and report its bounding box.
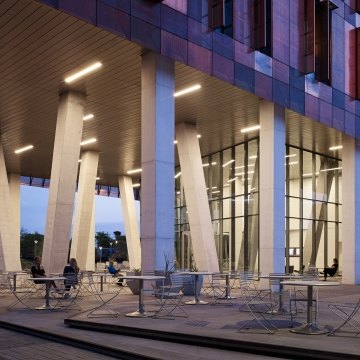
[63,258,80,292]
[31,256,58,290]
[320,258,338,280]
[107,261,124,286]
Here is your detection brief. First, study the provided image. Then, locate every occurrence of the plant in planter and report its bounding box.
[182,263,203,296]
[126,268,141,295]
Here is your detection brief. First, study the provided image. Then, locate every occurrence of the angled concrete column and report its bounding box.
[42,91,86,274]
[259,100,286,275]
[85,202,96,271]
[176,122,219,273]
[9,173,21,263]
[0,146,21,271]
[71,151,99,270]
[141,51,175,273]
[342,135,360,284]
[118,176,141,269]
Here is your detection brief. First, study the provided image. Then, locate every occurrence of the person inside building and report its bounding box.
[320,258,338,280]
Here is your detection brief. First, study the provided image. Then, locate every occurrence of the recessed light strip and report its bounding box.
[222,159,235,167]
[174,84,201,97]
[80,138,97,146]
[241,125,260,133]
[83,114,94,121]
[65,62,102,83]
[14,145,34,154]
[329,145,343,151]
[127,168,142,175]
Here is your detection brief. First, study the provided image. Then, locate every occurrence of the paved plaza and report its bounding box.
[0,279,359,359]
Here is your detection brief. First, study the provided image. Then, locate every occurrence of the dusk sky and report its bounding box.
[20,185,140,237]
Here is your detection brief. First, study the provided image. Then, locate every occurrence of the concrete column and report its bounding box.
[9,173,21,263]
[342,135,360,284]
[176,122,219,272]
[0,145,21,271]
[85,202,96,271]
[71,151,99,270]
[42,91,86,274]
[141,51,175,273]
[259,100,286,275]
[118,176,141,270]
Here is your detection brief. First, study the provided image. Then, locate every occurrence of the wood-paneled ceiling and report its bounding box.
[0,0,342,187]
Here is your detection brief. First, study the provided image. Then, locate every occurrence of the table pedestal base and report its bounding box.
[267,307,289,316]
[290,323,329,335]
[125,310,154,318]
[185,299,208,305]
[35,304,55,310]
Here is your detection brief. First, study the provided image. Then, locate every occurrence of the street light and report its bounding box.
[34,240,38,258]
[99,246,103,264]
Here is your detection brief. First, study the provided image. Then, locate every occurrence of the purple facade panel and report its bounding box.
[290,86,305,115]
[345,111,356,136]
[97,2,130,39]
[305,93,319,120]
[255,72,272,101]
[273,80,290,108]
[161,5,188,39]
[345,94,356,114]
[234,41,254,68]
[188,42,212,75]
[272,0,290,65]
[131,0,161,27]
[333,106,345,132]
[289,0,304,70]
[161,31,187,64]
[213,31,234,60]
[188,18,212,50]
[331,12,345,92]
[131,17,161,53]
[318,82,332,103]
[345,23,356,98]
[235,63,255,93]
[273,60,289,84]
[59,0,96,24]
[212,53,234,84]
[319,100,333,127]
[99,0,130,13]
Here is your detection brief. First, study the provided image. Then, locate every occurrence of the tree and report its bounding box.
[113,231,128,262]
[20,229,44,259]
[95,231,113,247]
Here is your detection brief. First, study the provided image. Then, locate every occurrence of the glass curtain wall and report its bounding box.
[175,142,342,273]
[285,146,342,273]
[175,138,260,272]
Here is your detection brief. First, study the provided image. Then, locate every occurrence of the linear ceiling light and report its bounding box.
[285,154,297,158]
[175,172,182,179]
[249,155,257,159]
[64,62,102,83]
[83,114,94,121]
[80,138,97,146]
[14,145,34,154]
[241,125,260,133]
[320,167,342,172]
[96,177,100,180]
[228,177,238,183]
[329,145,343,151]
[174,84,201,97]
[127,168,142,175]
[285,161,299,165]
[132,183,141,188]
[222,159,235,167]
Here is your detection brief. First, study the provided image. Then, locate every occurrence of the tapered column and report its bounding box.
[259,100,286,275]
[342,135,360,284]
[42,91,86,274]
[71,151,99,270]
[85,202,96,271]
[141,51,175,273]
[118,176,141,269]
[176,122,219,272]
[9,173,21,264]
[0,145,22,271]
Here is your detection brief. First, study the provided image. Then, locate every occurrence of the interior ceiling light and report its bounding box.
[174,140,178,144]
[127,168,142,175]
[329,145,343,151]
[285,161,299,165]
[241,125,260,133]
[96,177,100,180]
[14,145,34,154]
[320,167,342,172]
[174,84,201,97]
[222,159,235,167]
[228,177,238,183]
[175,172,181,179]
[235,171,255,176]
[235,164,255,169]
[78,159,82,163]
[64,62,102,83]
[211,162,217,165]
[83,114,94,121]
[285,154,297,158]
[132,183,141,188]
[80,138,97,146]
[249,155,257,159]
[197,134,201,138]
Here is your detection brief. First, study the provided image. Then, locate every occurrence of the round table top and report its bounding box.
[119,275,165,280]
[281,280,340,286]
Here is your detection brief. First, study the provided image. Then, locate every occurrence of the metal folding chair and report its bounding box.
[328,298,360,335]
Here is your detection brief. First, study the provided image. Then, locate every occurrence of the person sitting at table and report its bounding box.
[63,258,79,292]
[320,258,338,280]
[31,256,58,290]
[107,260,124,286]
